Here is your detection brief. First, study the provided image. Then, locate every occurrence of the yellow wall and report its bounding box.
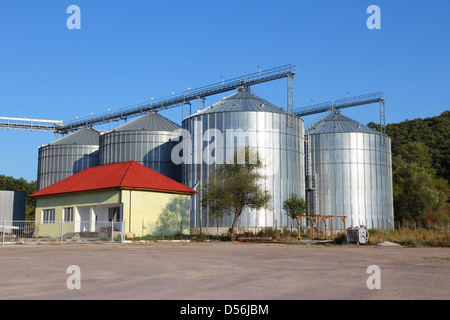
[36,190,120,209]
[121,190,191,237]
[35,190,120,238]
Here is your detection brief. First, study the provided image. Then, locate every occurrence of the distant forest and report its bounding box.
[1,110,449,224]
[369,110,450,224]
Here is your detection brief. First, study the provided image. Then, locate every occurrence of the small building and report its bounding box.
[30,161,196,238]
[0,190,26,225]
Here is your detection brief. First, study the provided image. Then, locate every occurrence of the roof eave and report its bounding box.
[30,186,197,198]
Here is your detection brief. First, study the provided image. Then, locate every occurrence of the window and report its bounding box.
[42,209,55,224]
[109,207,121,221]
[64,207,73,222]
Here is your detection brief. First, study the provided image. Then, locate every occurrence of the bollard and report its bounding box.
[2,217,5,245]
[121,219,126,242]
[61,219,64,243]
[111,219,114,243]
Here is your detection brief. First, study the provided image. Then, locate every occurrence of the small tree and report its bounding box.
[201,149,271,241]
[283,194,308,238]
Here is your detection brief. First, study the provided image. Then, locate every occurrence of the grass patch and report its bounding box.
[368,228,450,247]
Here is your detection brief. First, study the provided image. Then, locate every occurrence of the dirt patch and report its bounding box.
[0,242,448,300]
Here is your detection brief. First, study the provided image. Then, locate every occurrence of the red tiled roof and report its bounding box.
[30,161,196,197]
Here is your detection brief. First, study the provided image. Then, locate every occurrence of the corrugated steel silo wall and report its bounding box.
[0,190,26,221]
[37,145,99,190]
[308,132,394,229]
[99,131,181,182]
[182,112,305,229]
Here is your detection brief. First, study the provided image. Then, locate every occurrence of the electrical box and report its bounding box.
[346,226,369,244]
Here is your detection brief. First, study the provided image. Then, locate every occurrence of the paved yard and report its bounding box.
[0,242,448,300]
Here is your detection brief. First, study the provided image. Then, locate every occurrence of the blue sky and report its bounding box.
[0,0,449,182]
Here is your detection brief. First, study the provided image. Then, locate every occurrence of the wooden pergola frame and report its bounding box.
[296,215,347,240]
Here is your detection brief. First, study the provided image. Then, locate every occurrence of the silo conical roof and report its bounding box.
[190,87,287,116]
[113,112,180,132]
[306,111,381,135]
[49,127,100,145]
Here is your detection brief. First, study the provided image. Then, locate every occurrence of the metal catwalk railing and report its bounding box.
[0,117,62,132]
[295,92,385,117]
[0,67,386,134]
[56,64,297,133]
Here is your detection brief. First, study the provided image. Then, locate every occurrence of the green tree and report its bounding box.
[392,156,446,224]
[201,149,271,241]
[386,111,450,181]
[282,193,308,221]
[397,141,434,174]
[369,111,449,224]
[283,194,308,239]
[369,110,450,181]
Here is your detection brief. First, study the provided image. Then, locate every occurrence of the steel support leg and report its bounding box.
[380,99,386,145]
[287,75,295,127]
[182,101,192,120]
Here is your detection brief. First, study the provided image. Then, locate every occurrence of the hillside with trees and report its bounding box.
[370,110,450,225]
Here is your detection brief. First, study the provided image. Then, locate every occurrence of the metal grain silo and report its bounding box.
[99,112,181,182]
[0,190,26,222]
[306,110,394,230]
[37,127,100,190]
[181,87,305,234]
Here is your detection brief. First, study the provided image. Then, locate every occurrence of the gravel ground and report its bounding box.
[0,241,448,300]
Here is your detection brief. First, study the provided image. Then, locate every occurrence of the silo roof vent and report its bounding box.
[113,112,180,132]
[306,112,381,135]
[49,127,100,146]
[185,88,287,117]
